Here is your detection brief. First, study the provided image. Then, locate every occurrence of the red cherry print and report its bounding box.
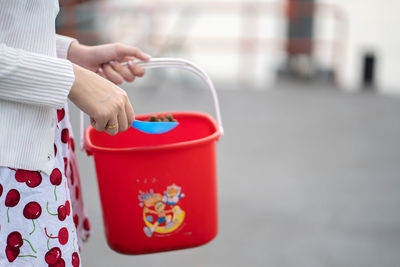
[5,189,20,222]
[69,162,74,185]
[5,189,20,207]
[50,168,62,186]
[6,232,37,262]
[24,202,42,219]
[50,257,65,267]
[46,202,67,221]
[15,175,27,183]
[69,138,75,152]
[61,128,69,143]
[57,205,67,221]
[14,169,42,188]
[83,217,91,231]
[73,215,79,228]
[0,183,3,197]
[58,228,69,245]
[57,108,65,122]
[45,247,62,265]
[14,170,28,182]
[7,231,23,248]
[45,227,69,245]
[65,201,71,216]
[75,185,79,200]
[5,245,19,262]
[26,173,42,188]
[63,157,68,177]
[50,168,62,201]
[54,144,57,157]
[72,252,80,267]
[23,201,42,235]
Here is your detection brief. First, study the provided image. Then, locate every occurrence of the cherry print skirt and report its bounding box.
[0,104,90,267]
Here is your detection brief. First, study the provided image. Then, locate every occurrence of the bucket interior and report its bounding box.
[86,112,219,149]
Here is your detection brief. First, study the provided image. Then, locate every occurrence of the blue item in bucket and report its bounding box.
[132,120,179,134]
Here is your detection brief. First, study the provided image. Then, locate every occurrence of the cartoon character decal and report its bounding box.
[163,184,184,205]
[138,184,185,238]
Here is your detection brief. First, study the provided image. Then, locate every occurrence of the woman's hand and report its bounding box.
[68,63,135,135]
[67,42,151,85]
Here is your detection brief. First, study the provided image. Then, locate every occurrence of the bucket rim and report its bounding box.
[84,111,221,154]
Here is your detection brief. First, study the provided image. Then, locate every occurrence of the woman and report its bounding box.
[0,1,150,266]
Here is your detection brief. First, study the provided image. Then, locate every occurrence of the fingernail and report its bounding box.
[109,60,115,66]
[98,67,103,74]
[143,53,152,59]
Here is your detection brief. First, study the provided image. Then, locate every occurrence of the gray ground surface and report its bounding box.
[68,75,400,267]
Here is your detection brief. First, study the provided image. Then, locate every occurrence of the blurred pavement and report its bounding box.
[68,75,400,267]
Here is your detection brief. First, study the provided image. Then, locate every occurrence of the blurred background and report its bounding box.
[57,0,400,266]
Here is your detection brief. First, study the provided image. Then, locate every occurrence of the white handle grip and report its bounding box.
[80,58,224,151]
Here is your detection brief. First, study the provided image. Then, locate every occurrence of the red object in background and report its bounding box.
[285,0,315,55]
[85,112,221,254]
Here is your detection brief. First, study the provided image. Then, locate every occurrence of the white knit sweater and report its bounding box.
[0,1,76,175]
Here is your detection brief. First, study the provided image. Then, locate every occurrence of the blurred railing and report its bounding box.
[57,0,348,87]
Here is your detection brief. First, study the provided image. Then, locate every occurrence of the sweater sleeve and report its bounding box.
[56,34,78,59]
[0,43,75,109]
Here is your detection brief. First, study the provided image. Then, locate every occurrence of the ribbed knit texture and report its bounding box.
[0,0,76,174]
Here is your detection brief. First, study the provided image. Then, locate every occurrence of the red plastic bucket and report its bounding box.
[81,58,224,254]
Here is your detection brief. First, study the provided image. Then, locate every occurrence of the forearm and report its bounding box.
[0,43,74,108]
[67,42,91,68]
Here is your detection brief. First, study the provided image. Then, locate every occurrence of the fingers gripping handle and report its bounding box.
[80,58,224,151]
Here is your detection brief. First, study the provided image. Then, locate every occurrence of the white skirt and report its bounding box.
[0,104,90,267]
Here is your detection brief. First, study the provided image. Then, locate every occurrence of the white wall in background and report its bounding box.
[320,0,400,94]
[97,0,400,93]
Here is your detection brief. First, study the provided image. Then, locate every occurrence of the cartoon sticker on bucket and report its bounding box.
[139,184,185,237]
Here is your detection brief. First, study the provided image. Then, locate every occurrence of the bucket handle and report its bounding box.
[80,58,224,151]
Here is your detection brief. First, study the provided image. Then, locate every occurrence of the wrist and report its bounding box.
[68,42,90,66]
[69,64,84,100]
